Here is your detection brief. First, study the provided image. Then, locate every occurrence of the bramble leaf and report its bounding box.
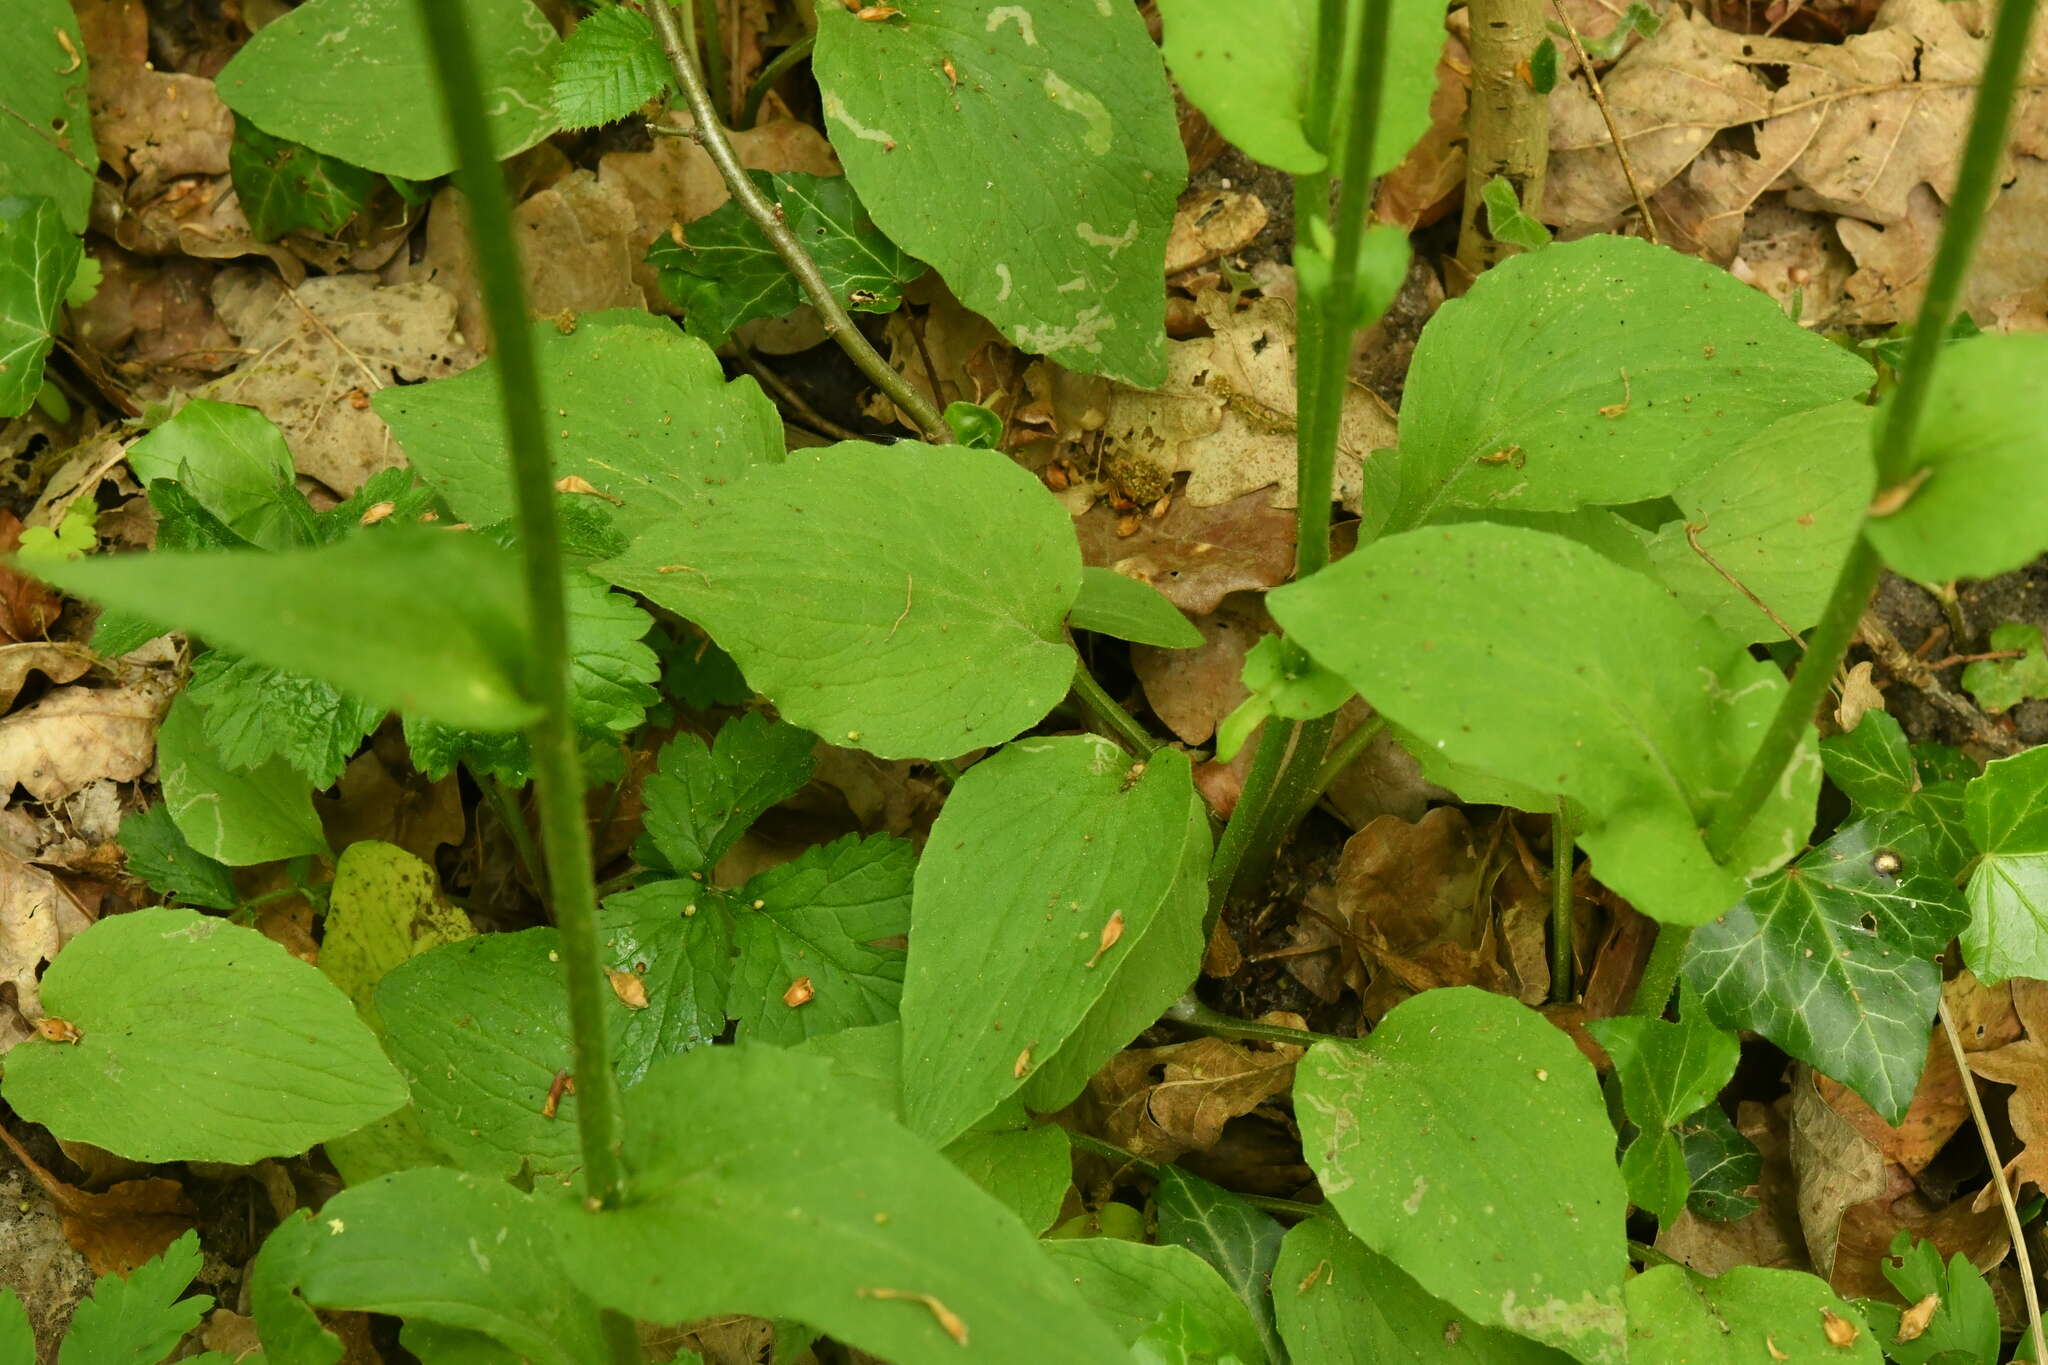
[549,3,671,129]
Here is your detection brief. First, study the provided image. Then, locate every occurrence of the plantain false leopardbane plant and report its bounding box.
[3,0,2046,1360]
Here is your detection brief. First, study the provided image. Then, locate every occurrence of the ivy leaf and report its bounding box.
[1685,810,1968,1124]
[812,0,1186,387]
[218,0,560,180]
[649,172,922,348]
[1857,1233,1999,1365]
[1618,1129,1691,1226]
[1,909,407,1163]
[1625,1265,1878,1364]
[549,3,672,129]
[116,803,240,911]
[123,400,319,550]
[0,0,95,232]
[1042,1239,1264,1365]
[59,1230,211,1365]
[156,694,331,866]
[229,115,380,242]
[1962,745,2048,984]
[1069,567,1202,648]
[1153,1168,1284,1365]
[1962,622,2048,714]
[1821,711,1918,811]
[1271,522,1817,926]
[1586,983,1739,1133]
[1676,1103,1761,1222]
[0,196,83,419]
[187,651,384,789]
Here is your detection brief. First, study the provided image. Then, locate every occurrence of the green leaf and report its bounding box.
[156,694,331,866]
[124,400,319,550]
[1156,0,1321,173]
[1857,1233,1998,1365]
[941,1120,1070,1235]
[899,737,1206,1143]
[1370,236,1873,532]
[1863,333,2048,581]
[1,908,407,1163]
[0,0,95,232]
[608,442,1084,759]
[0,1288,27,1365]
[116,803,240,911]
[1070,567,1201,648]
[598,880,732,1084]
[551,1044,1131,1365]
[1963,744,2048,984]
[33,530,538,731]
[1216,635,1355,762]
[374,312,782,547]
[1617,1128,1690,1226]
[1623,1265,1878,1365]
[1293,988,1628,1364]
[217,0,560,180]
[549,3,672,129]
[1675,1103,1761,1222]
[1821,710,1917,811]
[1586,983,1738,1133]
[59,1231,210,1365]
[1273,1217,1572,1365]
[1042,1239,1263,1365]
[943,400,1002,449]
[1644,402,1876,640]
[1130,1302,1250,1365]
[1482,176,1552,250]
[1579,3,1660,59]
[0,196,83,419]
[254,1171,608,1365]
[812,0,1186,387]
[229,116,380,242]
[648,172,922,348]
[1153,1168,1284,1365]
[187,652,383,789]
[638,713,817,875]
[1963,622,2048,714]
[1685,810,1967,1124]
[1271,523,1817,926]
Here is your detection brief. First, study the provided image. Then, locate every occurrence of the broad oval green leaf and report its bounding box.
[1271,523,1817,926]
[1624,1265,1878,1365]
[1962,745,2048,984]
[1372,235,1873,532]
[217,0,559,180]
[124,400,316,551]
[608,443,1084,759]
[1,909,407,1163]
[0,196,84,419]
[813,0,1186,386]
[1293,988,1628,1365]
[1070,567,1202,648]
[551,1043,1131,1365]
[156,694,331,867]
[1157,0,1323,173]
[899,737,1207,1143]
[1043,1238,1264,1363]
[0,0,95,232]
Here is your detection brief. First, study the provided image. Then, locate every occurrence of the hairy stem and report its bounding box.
[1455,0,1550,284]
[646,1,949,441]
[1551,797,1575,1004]
[739,34,814,130]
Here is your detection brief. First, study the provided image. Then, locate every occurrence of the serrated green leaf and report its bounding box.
[1685,810,1967,1124]
[900,737,1206,1144]
[217,0,559,180]
[608,442,1084,759]
[0,1,95,233]
[1618,1128,1690,1226]
[124,400,319,550]
[1,909,406,1163]
[638,713,817,875]
[1863,334,2048,581]
[1624,1265,1878,1365]
[649,171,922,348]
[1271,523,1817,926]
[156,694,331,866]
[598,879,732,1085]
[1645,402,1875,640]
[551,1044,1131,1365]
[1482,176,1551,250]
[1069,567,1201,648]
[1586,983,1739,1133]
[1294,989,1628,1364]
[1963,744,2048,983]
[1043,1239,1263,1364]
[813,0,1185,387]
[1156,0,1322,173]
[1821,710,1917,811]
[1676,1103,1760,1222]
[317,465,446,543]
[229,115,380,242]
[187,652,383,789]
[33,530,538,731]
[1369,236,1873,532]
[1857,1234,1998,1365]
[549,4,671,129]
[0,197,83,419]
[1153,1168,1284,1365]
[1962,622,2048,714]
[116,803,240,911]
[59,1231,210,1365]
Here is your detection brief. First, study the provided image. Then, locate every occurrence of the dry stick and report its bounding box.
[1684,523,1803,647]
[1940,998,2047,1365]
[645,0,950,442]
[732,345,862,442]
[1547,0,1660,244]
[1859,613,2022,755]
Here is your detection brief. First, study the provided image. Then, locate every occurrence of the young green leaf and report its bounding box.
[1685,810,1967,1124]
[1156,0,1322,173]
[1370,235,1873,532]
[1962,744,2048,984]
[32,530,538,731]
[58,1230,211,1365]
[638,713,817,875]
[1293,988,1628,1364]
[1962,621,2048,714]
[811,0,1186,387]
[1624,1265,1877,1364]
[899,737,1207,1143]
[1271,523,1817,926]
[229,115,380,242]
[1042,1239,1264,1365]
[0,196,84,419]
[217,0,560,180]
[550,1044,1132,1365]
[1215,635,1353,761]
[1586,983,1739,1133]
[1863,333,2048,581]
[1153,1168,1284,1365]
[1856,1233,1998,1365]
[1481,176,1552,250]
[608,442,1084,759]
[0,0,95,232]
[2,909,407,1163]
[123,400,319,550]
[187,652,384,789]
[1069,567,1202,649]
[1675,1103,1761,1222]
[648,171,922,348]
[942,400,1002,449]
[1821,710,1918,811]
[116,802,240,911]
[549,3,672,129]
[156,694,331,866]
[1617,1129,1690,1226]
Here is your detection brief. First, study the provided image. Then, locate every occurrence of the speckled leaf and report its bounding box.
[1624,1265,1878,1365]
[0,0,95,232]
[1963,745,2048,984]
[0,196,83,418]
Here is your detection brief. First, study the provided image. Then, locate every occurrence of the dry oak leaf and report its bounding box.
[0,644,95,713]
[0,684,165,804]
[1131,592,1265,746]
[0,1125,195,1276]
[0,849,94,1058]
[1331,806,1512,1017]
[1965,977,2048,1202]
[1087,1032,1303,1164]
[1074,488,1296,616]
[1164,189,1269,276]
[1841,159,2048,329]
[0,513,64,645]
[1815,1034,1966,1177]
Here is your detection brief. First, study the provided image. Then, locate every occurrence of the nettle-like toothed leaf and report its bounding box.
[187,651,385,789]
[1685,810,1968,1125]
[1962,745,2048,984]
[636,713,817,875]
[1044,1238,1265,1364]
[1857,1233,1999,1365]
[549,3,671,129]
[60,1230,212,1363]
[0,195,84,419]
[649,171,923,347]
[812,0,1186,387]
[229,114,380,242]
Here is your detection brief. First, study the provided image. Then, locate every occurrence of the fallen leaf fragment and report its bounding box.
[1895,1292,1939,1342]
[556,474,624,505]
[606,969,649,1010]
[0,1124,195,1274]
[541,1070,575,1120]
[1013,1045,1034,1079]
[1820,1308,1859,1346]
[0,683,166,803]
[1085,912,1125,968]
[33,1018,82,1043]
[856,1287,967,1345]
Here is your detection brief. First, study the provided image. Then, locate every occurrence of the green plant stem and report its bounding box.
[645,1,949,442]
[1065,1130,1330,1220]
[1288,714,1384,827]
[739,34,814,130]
[1167,994,1349,1048]
[1067,661,1158,756]
[480,773,543,889]
[1551,797,1574,1005]
[691,0,730,124]
[1207,719,1291,916]
[932,757,964,785]
[1228,712,1337,900]
[411,6,640,1361]
[1627,921,1690,1019]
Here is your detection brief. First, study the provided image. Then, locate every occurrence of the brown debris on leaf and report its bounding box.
[0,514,64,645]
[1075,491,1296,617]
[1084,1027,1304,1164]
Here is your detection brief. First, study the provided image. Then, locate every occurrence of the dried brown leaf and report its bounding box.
[1086,1034,1301,1164]
[0,685,165,804]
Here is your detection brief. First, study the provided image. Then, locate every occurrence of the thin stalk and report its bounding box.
[1551,798,1574,1004]
[1167,995,1350,1048]
[691,0,730,124]
[1068,661,1159,756]
[1066,1130,1331,1220]
[1207,720,1292,916]
[1628,918,1690,1018]
[1288,714,1385,827]
[646,1,949,441]
[1227,712,1337,900]
[412,1,638,1360]
[739,34,815,130]
[479,772,544,892]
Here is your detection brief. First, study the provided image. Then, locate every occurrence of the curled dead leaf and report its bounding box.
[1085,912,1124,968]
[1820,1308,1859,1346]
[1894,1292,1939,1342]
[606,969,649,1010]
[783,976,816,1008]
